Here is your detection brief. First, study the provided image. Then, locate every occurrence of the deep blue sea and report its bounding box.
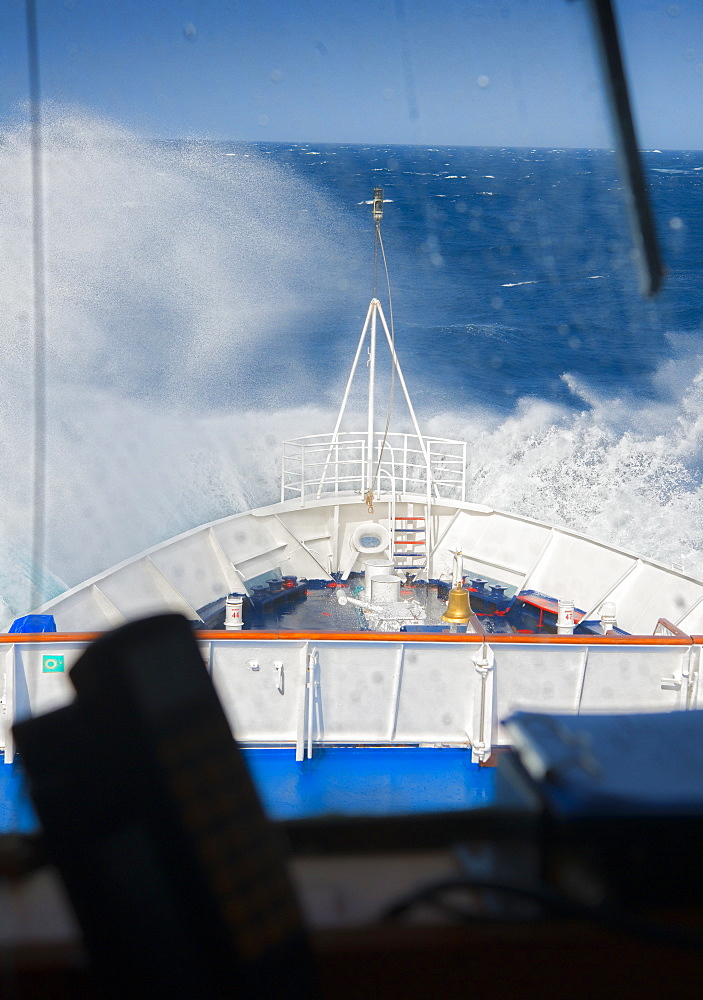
[242,142,703,416]
[3,114,703,615]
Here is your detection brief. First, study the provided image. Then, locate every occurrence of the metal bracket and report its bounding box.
[471,641,495,764]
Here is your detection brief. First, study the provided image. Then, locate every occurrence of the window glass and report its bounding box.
[1,0,702,621]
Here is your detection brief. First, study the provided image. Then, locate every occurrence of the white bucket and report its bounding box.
[600,601,617,634]
[371,574,401,605]
[364,558,395,593]
[225,593,244,630]
[557,599,575,635]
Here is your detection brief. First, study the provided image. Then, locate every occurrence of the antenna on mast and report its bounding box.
[372,186,384,223]
[372,187,383,295]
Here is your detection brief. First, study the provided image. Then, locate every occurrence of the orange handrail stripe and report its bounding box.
[654,617,690,639]
[196,630,692,645]
[0,630,692,646]
[0,633,101,643]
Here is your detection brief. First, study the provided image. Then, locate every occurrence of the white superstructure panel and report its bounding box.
[2,635,697,763]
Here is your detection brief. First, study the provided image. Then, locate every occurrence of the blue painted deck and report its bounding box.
[0,747,494,833]
[243,746,494,821]
[0,755,38,833]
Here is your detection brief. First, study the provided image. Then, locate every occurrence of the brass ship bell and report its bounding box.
[442,585,472,625]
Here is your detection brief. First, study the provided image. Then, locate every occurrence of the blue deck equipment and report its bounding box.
[9,614,56,633]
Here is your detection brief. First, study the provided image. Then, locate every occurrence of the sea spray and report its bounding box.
[428,367,703,579]
[0,111,365,621]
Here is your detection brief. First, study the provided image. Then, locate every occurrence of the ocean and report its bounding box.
[2,112,703,623]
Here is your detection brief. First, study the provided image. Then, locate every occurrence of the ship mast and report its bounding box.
[366,187,384,494]
[320,189,434,502]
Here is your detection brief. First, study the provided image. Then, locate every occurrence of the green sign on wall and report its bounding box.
[42,654,65,673]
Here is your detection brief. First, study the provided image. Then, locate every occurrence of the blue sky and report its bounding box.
[2,0,703,148]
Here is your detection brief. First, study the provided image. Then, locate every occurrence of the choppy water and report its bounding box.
[2,111,703,624]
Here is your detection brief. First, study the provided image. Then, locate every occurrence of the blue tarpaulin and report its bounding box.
[9,614,56,633]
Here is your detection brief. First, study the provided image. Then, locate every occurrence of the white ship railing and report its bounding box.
[280,431,466,505]
[2,631,699,765]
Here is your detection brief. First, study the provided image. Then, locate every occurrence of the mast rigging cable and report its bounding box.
[25,0,48,613]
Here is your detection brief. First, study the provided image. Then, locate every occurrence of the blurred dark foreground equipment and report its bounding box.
[13,614,318,1000]
[8,615,703,1000]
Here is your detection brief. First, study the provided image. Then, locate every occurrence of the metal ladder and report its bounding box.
[393,513,427,578]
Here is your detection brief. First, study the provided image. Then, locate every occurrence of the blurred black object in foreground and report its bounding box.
[13,614,317,1000]
[10,615,703,999]
[504,709,703,910]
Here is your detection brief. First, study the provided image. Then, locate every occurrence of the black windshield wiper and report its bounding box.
[578,0,664,297]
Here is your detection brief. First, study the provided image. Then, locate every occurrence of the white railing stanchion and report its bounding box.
[295,643,309,762]
[282,431,466,504]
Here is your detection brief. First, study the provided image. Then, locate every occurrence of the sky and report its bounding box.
[1,0,703,148]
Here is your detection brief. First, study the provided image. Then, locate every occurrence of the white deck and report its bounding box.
[35,492,703,636]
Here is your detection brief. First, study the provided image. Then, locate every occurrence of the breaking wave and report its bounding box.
[0,110,365,621]
[428,365,703,579]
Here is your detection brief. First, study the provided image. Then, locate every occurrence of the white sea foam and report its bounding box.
[41,359,703,613]
[0,110,365,623]
[178,358,703,591]
[426,366,703,581]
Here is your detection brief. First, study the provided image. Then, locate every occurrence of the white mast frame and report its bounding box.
[316,297,437,502]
